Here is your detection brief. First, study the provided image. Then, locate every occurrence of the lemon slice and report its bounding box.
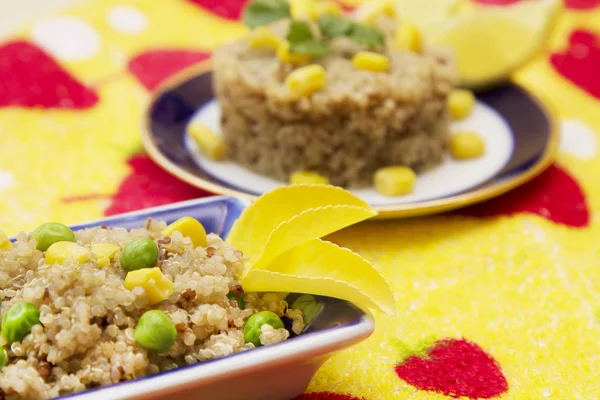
[227,185,370,265]
[422,0,562,88]
[242,239,396,315]
[252,205,376,272]
[396,0,463,29]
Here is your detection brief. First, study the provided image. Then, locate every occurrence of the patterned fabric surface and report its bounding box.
[1,0,600,398]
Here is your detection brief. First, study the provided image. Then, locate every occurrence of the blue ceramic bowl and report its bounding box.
[40,197,374,400]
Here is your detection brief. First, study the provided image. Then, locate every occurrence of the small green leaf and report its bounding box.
[318,14,353,38]
[287,20,329,57]
[242,0,291,28]
[290,40,330,57]
[348,24,385,49]
[287,20,315,43]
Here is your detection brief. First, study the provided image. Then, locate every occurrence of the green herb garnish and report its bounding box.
[319,13,385,49]
[242,0,291,28]
[287,20,330,57]
[347,23,385,49]
[290,40,330,57]
[287,20,314,43]
[318,14,354,38]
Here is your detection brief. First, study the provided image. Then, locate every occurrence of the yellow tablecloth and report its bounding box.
[1,0,600,398]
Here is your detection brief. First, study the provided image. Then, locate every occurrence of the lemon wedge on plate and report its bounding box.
[227,185,395,316]
[401,0,562,89]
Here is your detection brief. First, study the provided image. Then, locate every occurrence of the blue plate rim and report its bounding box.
[141,60,559,219]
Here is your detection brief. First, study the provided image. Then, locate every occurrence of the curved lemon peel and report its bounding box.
[242,239,395,316]
[228,184,394,315]
[250,204,377,274]
[226,184,369,259]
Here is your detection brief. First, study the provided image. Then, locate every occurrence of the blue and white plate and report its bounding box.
[142,62,558,219]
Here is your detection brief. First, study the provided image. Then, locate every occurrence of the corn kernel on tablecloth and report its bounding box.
[1,0,600,399]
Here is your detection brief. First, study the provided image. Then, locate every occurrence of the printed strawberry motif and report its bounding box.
[551,30,600,100]
[474,0,522,5]
[458,164,589,228]
[296,393,364,400]
[105,154,210,216]
[475,0,600,7]
[128,49,211,91]
[186,0,248,19]
[0,41,98,109]
[563,0,600,9]
[394,337,508,399]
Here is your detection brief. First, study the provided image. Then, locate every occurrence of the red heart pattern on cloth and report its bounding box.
[475,0,600,7]
[128,49,211,91]
[395,338,508,399]
[104,154,210,216]
[457,164,590,228]
[551,30,600,100]
[296,393,364,400]
[186,0,249,19]
[473,0,522,5]
[0,41,98,109]
[564,0,600,9]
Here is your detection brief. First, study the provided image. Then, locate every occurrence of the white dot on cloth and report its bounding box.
[31,17,101,62]
[560,120,598,159]
[107,6,148,34]
[0,170,15,191]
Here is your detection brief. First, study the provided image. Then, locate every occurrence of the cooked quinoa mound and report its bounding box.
[213,18,459,187]
[0,220,303,400]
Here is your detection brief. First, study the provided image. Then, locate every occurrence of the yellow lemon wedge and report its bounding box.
[423,0,562,88]
[227,185,371,265]
[228,184,393,316]
[252,205,377,272]
[396,0,463,29]
[242,239,395,315]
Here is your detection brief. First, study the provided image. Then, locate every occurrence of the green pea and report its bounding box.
[291,294,323,325]
[135,310,177,351]
[243,311,284,347]
[2,302,40,344]
[32,223,75,251]
[227,292,246,309]
[120,239,158,272]
[0,347,7,369]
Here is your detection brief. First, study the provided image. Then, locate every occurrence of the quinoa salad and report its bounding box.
[0,218,307,399]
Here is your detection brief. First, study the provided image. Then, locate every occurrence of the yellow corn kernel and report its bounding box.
[0,229,11,251]
[46,241,90,265]
[448,89,476,120]
[395,23,422,53]
[124,267,174,305]
[249,27,282,50]
[374,166,416,197]
[286,64,327,96]
[277,41,313,65]
[290,171,330,185]
[291,0,317,19]
[162,217,207,248]
[355,0,396,25]
[352,51,390,72]
[91,243,120,267]
[450,131,486,159]
[314,1,344,17]
[187,122,226,161]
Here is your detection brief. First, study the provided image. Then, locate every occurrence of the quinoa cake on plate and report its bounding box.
[212,2,458,187]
